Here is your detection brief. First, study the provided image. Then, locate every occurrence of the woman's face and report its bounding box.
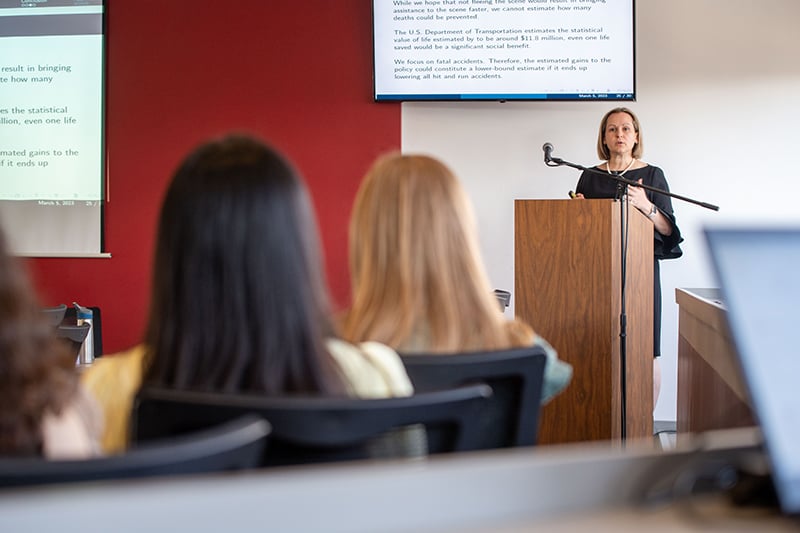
[603,112,638,158]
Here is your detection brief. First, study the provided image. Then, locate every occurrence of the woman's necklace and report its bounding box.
[606,158,636,176]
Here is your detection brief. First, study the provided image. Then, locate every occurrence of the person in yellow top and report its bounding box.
[82,135,414,454]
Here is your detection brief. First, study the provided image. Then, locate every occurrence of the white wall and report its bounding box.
[401,0,800,421]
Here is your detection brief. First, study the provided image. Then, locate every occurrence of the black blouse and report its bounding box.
[576,164,683,260]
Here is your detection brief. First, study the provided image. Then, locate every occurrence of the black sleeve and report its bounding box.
[575,170,590,196]
[648,167,683,260]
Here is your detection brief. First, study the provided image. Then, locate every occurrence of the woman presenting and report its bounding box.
[574,107,683,406]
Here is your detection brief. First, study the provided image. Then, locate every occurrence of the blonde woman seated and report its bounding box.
[82,135,414,454]
[0,228,100,459]
[342,153,572,403]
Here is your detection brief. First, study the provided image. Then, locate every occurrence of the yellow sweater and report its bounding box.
[81,340,413,454]
[80,345,146,454]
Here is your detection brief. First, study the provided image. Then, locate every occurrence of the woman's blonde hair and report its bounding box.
[343,153,533,352]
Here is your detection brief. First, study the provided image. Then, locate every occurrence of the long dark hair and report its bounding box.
[144,135,344,395]
[0,230,77,456]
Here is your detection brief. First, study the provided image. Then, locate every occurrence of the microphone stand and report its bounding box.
[544,152,718,442]
[547,155,720,212]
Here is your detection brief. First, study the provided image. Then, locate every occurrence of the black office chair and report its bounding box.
[44,304,89,361]
[400,345,548,449]
[133,384,493,467]
[0,415,270,488]
[493,289,511,311]
[55,322,91,360]
[41,304,68,327]
[62,305,103,357]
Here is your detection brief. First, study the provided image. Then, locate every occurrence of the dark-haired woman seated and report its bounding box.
[83,135,413,454]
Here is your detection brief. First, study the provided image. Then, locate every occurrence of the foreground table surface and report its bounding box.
[2,427,796,532]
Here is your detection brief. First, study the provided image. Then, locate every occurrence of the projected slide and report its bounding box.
[0,2,104,255]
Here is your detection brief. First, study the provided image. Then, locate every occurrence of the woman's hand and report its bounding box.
[627,179,652,214]
[629,179,672,236]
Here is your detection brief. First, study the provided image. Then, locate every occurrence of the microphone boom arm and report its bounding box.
[545,152,719,212]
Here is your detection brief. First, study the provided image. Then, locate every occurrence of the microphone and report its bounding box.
[542,142,554,163]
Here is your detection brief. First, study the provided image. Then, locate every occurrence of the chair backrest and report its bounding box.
[493,289,511,310]
[63,305,103,357]
[133,384,493,467]
[400,345,548,448]
[55,322,91,359]
[41,304,67,327]
[0,415,270,488]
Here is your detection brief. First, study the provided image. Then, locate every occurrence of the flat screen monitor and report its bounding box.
[373,0,635,102]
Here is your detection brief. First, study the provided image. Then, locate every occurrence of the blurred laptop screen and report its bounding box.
[705,227,800,514]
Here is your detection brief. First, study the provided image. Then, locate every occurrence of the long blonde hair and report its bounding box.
[343,153,533,352]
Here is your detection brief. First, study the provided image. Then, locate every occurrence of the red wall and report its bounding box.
[25,1,400,354]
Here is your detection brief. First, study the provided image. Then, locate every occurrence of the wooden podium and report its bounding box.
[515,199,653,444]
